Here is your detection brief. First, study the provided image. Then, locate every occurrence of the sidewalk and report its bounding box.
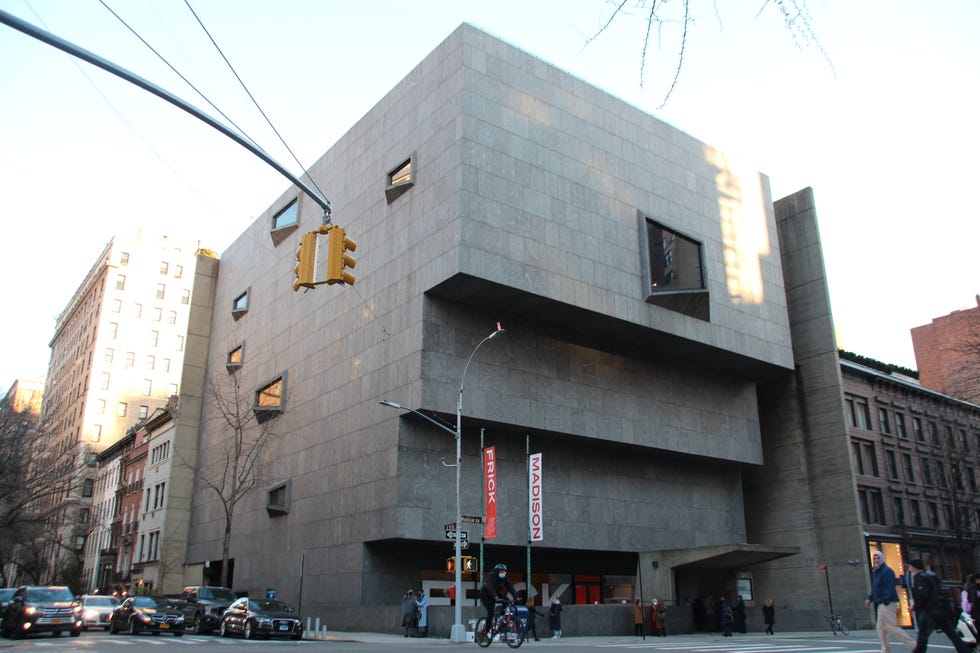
[316,629,876,645]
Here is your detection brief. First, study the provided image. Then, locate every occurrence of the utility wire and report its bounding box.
[183,0,330,205]
[22,0,221,215]
[99,0,263,152]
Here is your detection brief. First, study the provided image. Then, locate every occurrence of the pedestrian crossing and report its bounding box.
[598,636,883,653]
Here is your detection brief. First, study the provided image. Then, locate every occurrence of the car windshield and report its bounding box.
[85,596,119,607]
[0,589,15,601]
[133,596,163,609]
[252,600,293,612]
[25,587,74,603]
[199,588,236,601]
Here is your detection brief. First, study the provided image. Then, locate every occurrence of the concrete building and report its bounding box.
[184,24,871,634]
[37,230,217,590]
[912,298,980,404]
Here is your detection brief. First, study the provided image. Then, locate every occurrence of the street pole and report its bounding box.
[450,325,505,643]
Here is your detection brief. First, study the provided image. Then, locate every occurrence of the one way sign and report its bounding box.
[445,530,468,541]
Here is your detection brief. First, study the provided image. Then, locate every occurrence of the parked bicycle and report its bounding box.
[826,613,849,636]
[475,599,525,648]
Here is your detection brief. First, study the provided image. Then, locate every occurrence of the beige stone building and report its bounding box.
[37,231,217,590]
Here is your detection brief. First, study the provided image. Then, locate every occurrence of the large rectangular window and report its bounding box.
[878,408,892,435]
[642,218,708,320]
[859,486,886,525]
[845,394,871,430]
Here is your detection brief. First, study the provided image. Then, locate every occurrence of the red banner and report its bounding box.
[484,447,497,539]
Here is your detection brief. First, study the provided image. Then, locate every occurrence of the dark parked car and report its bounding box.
[108,596,185,636]
[0,586,81,638]
[0,588,14,627]
[79,594,120,630]
[219,597,303,640]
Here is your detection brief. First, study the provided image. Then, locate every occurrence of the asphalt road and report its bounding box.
[0,628,956,653]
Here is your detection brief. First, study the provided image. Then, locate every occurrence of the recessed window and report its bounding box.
[232,290,249,319]
[270,200,300,246]
[120,252,130,266]
[254,374,286,421]
[117,402,128,417]
[133,303,142,318]
[385,156,415,204]
[138,405,149,420]
[181,289,191,305]
[142,379,152,396]
[156,283,166,300]
[273,200,298,229]
[266,479,291,517]
[168,310,177,325]
[116,274,127,290]
[227,344,244,372]
[640,216,709,320]
[111,299,122,313]
[104,348,114,363]
[125,351,135,367]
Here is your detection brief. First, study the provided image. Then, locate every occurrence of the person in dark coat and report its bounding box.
[400,589,416,637]
[719,596,734,637]
[632,598,645,639]
[762,597,775,635]
[908,558,972,653]
[735,595,747,633]
[480,563,518,624]
[517,591,542,641]
[549,596,563,638]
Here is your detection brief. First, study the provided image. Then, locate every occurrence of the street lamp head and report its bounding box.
[379,400,405,410]
[490,322,505,339]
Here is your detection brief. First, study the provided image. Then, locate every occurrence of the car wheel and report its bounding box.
[70,629,80,638]
[51,630,61,637]
[129,618,141,635]
[173,631,184,637]
[291,630,303,641]
[244,621,256,640]
[190,614,202,634]
[219,620,229,637]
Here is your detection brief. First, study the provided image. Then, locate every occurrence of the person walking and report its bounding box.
[633,598,645,639]
[719,596,734,637]
[735,595,747,634]
[762,597,775,635]
[908,558,972,653]
[415,587,428,637]
[654,598,667,637]
[865,551,915,653]
[400,589,416,637]
[549,596,563,638]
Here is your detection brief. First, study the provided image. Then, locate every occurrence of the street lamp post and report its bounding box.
[380,323,504,643]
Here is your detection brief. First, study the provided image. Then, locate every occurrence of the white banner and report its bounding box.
[529,452,543,542]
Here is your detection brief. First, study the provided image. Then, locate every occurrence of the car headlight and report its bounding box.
[24,606,38,615]
[83,609,98,619]
[174,615,185,623]
[258,617,272,627]
[141,614,153,624]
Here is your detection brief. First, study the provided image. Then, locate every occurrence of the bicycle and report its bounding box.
[475,599,525,648]
[826,613,849,636]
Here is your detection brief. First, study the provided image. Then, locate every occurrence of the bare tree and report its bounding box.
[191,373,277,588]
[0,406,85,586]
[586,0,831,108]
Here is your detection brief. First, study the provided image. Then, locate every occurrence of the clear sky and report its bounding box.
[1,0,977,388]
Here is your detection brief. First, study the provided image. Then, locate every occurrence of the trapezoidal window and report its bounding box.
[640,215,709,321]
[385,156,415,204]
[266,479,291,517]
[231,288,250,320]
[226,344,244,373]
[269,199,299,246]
[254,373,286,422]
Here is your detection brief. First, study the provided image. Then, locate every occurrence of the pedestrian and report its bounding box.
[971,575,980,625]
[908,558,972,653]
[719,596,734,637]
[633,598,645,639]
[549,596,563,638]
[762,597,775,635]
[415,587,428,637]
[400,589,416,637]
[655,597,667,636]
[692,597,705,631]
[865,550,915,653]
[963,575,976,619]
[649,600,658,635]
[521,593,543,642]
[735,595,747,634]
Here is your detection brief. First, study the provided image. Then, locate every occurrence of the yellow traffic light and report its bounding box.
[326,225,356,285]
[293,231,318,291]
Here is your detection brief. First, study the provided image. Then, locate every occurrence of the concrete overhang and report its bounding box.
[427,273,792,382]
[653,543,801,572]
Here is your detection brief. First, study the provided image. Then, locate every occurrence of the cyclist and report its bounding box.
[481,563,518,627]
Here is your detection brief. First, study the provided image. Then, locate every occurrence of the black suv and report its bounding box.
[1,586,81,638]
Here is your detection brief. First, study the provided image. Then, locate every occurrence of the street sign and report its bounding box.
[461,515,483,524]
[444,522,457,531]
[445,530,469,541]
[460,541,469,550]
